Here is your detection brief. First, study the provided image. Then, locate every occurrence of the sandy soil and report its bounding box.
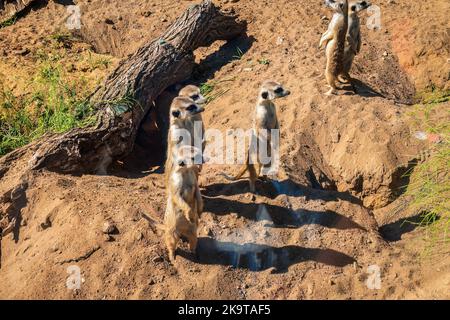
[0,0,449,299]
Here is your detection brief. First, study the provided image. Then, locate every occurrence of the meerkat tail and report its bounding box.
[219,153,250,181]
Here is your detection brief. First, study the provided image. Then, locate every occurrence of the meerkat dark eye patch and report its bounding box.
[351,5,356,11]
[178,161,185,167]
[186,104,197,112]
[261,91,269,99]
[191,94,200,101]
[274,87,284,94]
[361,1,367,6]
[172,110,181,118]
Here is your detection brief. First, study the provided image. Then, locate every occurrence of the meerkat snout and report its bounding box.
[170,97,204,119]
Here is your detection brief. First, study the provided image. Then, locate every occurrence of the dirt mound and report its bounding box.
[0,0,449,299]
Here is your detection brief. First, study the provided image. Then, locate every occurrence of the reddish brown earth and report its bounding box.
[0,0,449,299]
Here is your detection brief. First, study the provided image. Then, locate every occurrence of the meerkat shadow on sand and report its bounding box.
[349,78,384,98]
[178,237,355,272]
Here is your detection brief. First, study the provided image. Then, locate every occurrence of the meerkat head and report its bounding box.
[325,0,347,13]
[170,96,205,121]
[350,0,371,13]
[179,85,206,105]
[259,80,291,101]
[173,145,202,171]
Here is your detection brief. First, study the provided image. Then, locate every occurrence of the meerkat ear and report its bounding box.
[172,110,181,118]
[261,91,269,100]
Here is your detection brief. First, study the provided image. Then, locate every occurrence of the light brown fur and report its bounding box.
[339,0,371,83]
[319,0,349,95]
[165,96,204,182]
[163,147,203,261]
[220,80,290,194]
[178,85,207,174]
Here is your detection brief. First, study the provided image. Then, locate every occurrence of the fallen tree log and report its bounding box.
[7,0,246,174]
[0,0,36,24]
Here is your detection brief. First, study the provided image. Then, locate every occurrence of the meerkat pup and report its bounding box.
[339,0,371,83]
[319,0,349,95]
[164,146,203,261]
[220,80,290,194]
[165,96,205,177]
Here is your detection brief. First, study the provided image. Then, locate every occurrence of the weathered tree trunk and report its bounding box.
[0,0,36,23]
[19,0,246,174]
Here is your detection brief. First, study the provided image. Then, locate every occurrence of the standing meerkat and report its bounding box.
[178,85,207,168]
[319,0,349,95]
[165,96,205,178]
[339,0,371,83]
[164,146,203,261]
[220,80,290,194]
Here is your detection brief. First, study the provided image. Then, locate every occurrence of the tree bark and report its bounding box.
[15,0,246,174]
[0,0,36,23]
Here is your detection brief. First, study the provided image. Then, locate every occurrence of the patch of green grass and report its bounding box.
[85,51,112,70]
[50,32,73,44]
[0,15,17,29]
[0,59,95,156]
[232,46,244,60]
[257,58,271,65]
[403,95,450,252]
[199,78,234,105]
[415,87,450,105]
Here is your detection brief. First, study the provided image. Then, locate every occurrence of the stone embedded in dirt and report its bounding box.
[102,221,118,235]
[152,256,164,263]
[13,48,30,56]
[141,10,152,17]
[104,18,115,25]
[135,231,143,241]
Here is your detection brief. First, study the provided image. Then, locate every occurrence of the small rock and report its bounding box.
[102,220,118,234]
[141,10,152,17]
[14,48,30,56]
[104,18,115,25]
[382,51,388,57]
[276,36,284,45]
[135,231,143,241]
[152,255,164,263]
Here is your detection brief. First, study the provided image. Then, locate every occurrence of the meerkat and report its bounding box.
[178,85,207,170]
[220,81,290,194]
[164,146,203,261]
[319,0,349,95]
[338,0,371,83]
[164,96,205,178]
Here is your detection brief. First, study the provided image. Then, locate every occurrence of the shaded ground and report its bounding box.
[0,0,449,299]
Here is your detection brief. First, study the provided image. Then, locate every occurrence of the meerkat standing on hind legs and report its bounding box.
[338,1,372,84]
[164,96,205,179]
[163,146,203,262]
[178,85,207,173]
[319,0,349,95]
[220,81,290,194]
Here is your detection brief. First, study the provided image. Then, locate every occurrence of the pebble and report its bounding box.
[102,221,118,234]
